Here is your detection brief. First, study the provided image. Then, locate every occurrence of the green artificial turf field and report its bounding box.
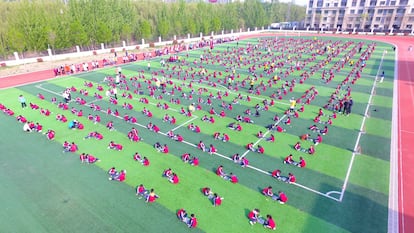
[0,36,394,233]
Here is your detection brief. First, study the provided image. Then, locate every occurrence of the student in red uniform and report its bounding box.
[213,193,223,207]
[169,173,179,184]
[109,170,126,182]
[229,173,238,183]
[189,156,199,166]
[141,157,150,166]
[267,134,275,142]
[46,129,55,140]
[163,168,173,178]
[276,191,288,204]
[87,154,99,163]
[271,169,281,179]
[202,187,214,199]
[221,133,230,142]
[257,145,265,154]
[216,165,227,178]
[182,153,190,163]
[80,153,88,163]
[308,145,315,154]
[283,154,294,164]
[262,186,274,197]
[240,157,249,168]
[208,144,217,154]
[297,156,306,167]
[263,215,276,230]
[294,142,301,151]
[313,134,323,145]
[146,189,159,203]
[187,214,197,228]
[248,209,260,225]
[136,184,148,199]
[177,209,188,222]
[287,173,296,184]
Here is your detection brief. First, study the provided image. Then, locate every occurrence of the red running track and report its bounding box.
[0,34,412,233]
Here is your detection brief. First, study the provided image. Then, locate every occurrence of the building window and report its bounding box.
[332,10,337,14]
[358,9,364,14]
[347,24,353,28]
[379,1,385,5]
[309,0,314,6]
[317,0,323,7]
[376,17,381,21]
[400,0,408,5]
[411,8,414,13]
[324,10,329,14]
[409,17,414,22]
[388,9,394,13]
[334,3,338,6]
[352,0,357,6]
[367,9,374,13]
[390,1,395,5]
[325,3,330,7]
[396,9,405,14]
[308,10,313,14]
[339,9,345,14]
[350,9,355,14]
[378,9,383,13]
[360,0,366,6]
[406,24,412,29]
[369,0,377,6]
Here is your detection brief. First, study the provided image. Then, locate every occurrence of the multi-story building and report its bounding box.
[305,0,414,32]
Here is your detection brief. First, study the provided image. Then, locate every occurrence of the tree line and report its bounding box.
[0,0,305,59]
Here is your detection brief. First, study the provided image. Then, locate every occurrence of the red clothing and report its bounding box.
[230,175,238,183]
[118,172,126,182]
[279,192,288,203]
[171,175,179,184]
[214,196,222,206]
[266,218,276,230]
[258,147,265,154]
[262,187,273,196]
[188,217,197,228]
[216,167,224,176]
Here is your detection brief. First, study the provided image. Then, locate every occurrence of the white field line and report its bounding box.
[388,45,399,233]
[171,116,199,132]
[339,50,387,202]
[35,82,342,202]
[240,114,287,159]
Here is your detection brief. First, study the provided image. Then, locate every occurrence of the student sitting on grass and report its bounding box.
[212,193,223,207]
[187,214,198,228]
[45,129,55,140]
[162,168,173,179]
[263,215,276,230]
[189,156,199,166]
[108,169,126,182]
[146,189,159,203]
[177,208,188,223]
[108,141,123,151]
[202,187,214,199]
[169,173,179,184]
[248,209,263,225]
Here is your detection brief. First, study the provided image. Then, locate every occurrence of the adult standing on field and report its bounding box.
[345,97,353,115]
[18,94,27,108]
